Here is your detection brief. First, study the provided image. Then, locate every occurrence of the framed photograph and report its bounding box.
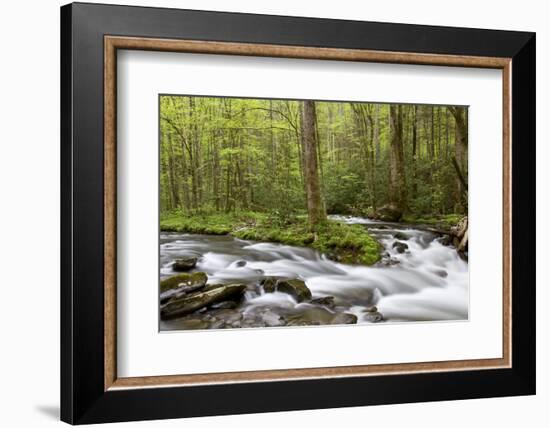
[61,2,535,424]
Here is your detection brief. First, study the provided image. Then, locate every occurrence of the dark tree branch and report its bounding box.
[452,155,468,193]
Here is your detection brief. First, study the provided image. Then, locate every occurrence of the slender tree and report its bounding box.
[159,96,467,220]
[449,106,468,212]
[389,104,407,213]
[302,100,326,227]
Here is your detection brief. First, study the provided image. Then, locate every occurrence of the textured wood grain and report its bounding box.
[502,62,512,366]
[104,37,117,391]
[105,36,510,68]
[110,357,508,389]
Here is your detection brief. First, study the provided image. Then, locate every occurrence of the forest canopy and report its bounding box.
[158,95,470,329]
[159,95,468,223]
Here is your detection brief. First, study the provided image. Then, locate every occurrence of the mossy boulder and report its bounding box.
[161,212,381,266]
[161,283,247,319]
[374,204,402,222]
[276,279,312,302]
[160,272,207,292]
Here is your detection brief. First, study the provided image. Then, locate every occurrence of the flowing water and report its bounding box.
[160,215,468,330]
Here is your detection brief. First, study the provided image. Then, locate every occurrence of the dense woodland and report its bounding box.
[160,96,468,227]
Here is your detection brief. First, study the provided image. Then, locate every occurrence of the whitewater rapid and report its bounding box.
[160,215,468,326]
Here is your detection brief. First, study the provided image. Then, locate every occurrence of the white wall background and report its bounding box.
[0,0,545,426]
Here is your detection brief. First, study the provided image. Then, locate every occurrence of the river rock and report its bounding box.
[161,283,246,319]
[374,204,402,222]
[209,319,227,329]
[330,313,358,325]
[209,308,243,324]
[432,269,448,278]
[311,296,336,308]
[282,307,357,326]
[261,310,285,327]
[173,318,210,330]
[160,288,183,304]
[438,235,453,246]
[276,279,312,302]
[160,281,208,304]
[379,252,400,266]
[284,307,334,326]
[203,283,226,292]
[394,231,409,241]
[392,241,409,254]
[172,256,198,271]
[160,272,207,292]
[210,300,238,310]
[260,277,278,293]
[364,310,384,323]
[325,253,341,262]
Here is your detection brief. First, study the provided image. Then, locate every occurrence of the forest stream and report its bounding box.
[159,215,468,331]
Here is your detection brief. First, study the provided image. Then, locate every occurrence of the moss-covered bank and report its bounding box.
[161,211,381,266]
[401,213,464,230]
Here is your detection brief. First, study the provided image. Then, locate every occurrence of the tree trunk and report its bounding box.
[179,137,190,212]
[374,104,381,162]
[301,100,326,227]
[449,107,468,212]
[166,132,180,209]
[389,104,407,213]
[411,105,418,199]
[430,106,435,159]
[187,98,199,210]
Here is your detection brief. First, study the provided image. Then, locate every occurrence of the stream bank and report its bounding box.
[160,215,468,331]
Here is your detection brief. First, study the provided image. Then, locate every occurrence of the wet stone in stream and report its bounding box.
[160,217,469,329]
[363,311,384,323]
[392,241,409,254]
[310,296,336,308]
[283,307,357,327]
[210,301,238,310]
[393,232,410,241]
[172,256,198,271]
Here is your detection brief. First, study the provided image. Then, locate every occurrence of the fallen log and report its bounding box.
[458,228,468,252]
[160,283,246,319]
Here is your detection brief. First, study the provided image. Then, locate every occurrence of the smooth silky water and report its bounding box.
[160,215,468,330]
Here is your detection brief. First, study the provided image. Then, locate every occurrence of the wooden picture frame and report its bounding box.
[61,2,535,424]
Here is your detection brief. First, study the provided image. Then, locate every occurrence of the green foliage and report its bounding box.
[323,167,368,214]
[159,95,468,258]
[161,212,381,266]
[311,221,381,265]
[401,213,463,229]
[160,211,263,235]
